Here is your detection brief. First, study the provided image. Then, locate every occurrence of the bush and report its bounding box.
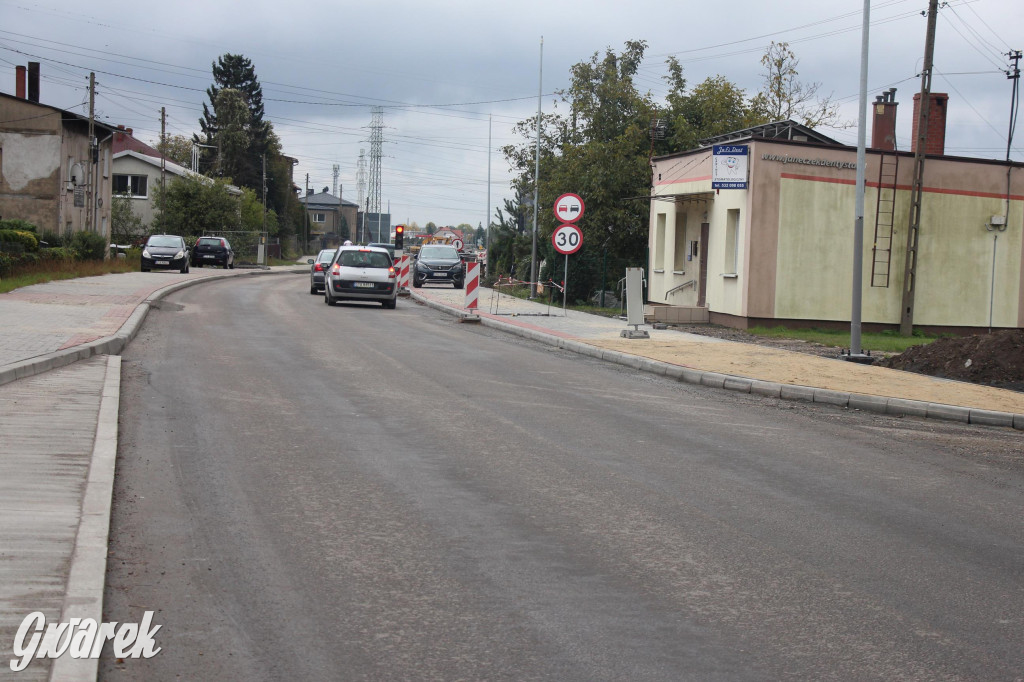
[0,229,39,252]
[38,231,69,248]
[0,251,14,276]
[42,247,78,262]
[70,231,108,261]
[0,219,38,233]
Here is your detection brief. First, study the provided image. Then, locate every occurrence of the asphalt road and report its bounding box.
[102,274,1024,681]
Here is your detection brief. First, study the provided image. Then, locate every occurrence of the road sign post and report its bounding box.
[552,223,583,313]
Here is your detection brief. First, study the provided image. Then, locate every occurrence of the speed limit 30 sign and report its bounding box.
[552,224,583,255]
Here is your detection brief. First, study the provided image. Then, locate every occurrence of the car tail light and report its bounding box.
[314,263,324,272]
[332,264,342,274]
[388,266,396,279]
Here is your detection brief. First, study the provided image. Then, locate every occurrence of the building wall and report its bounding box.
[0,96,111,238]
[112,154,161,227]
[650,138,1024,330]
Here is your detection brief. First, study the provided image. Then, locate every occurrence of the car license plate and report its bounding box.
[355,282,374,288]
[203,254,215,259]
[156,261,170,265]
[433,271,447,277]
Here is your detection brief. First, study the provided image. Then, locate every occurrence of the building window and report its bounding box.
[312,212,326,223]
[724,208,740,275]
[112,174,148,198]
[672,213,687,271]
[654,213,666,271]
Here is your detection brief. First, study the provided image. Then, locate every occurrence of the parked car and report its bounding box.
[192,236,234,269]
[412,244,465,289]
[324,245,398,309]
[307,248,337,294]
[141,234,190,273]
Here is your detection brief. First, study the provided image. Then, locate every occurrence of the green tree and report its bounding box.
[664,71,752,151]
[151,175,239,239]
[748,41,844,128]
[110,194,144,245]
[196,54,271,190]
[214,88,252,182]
[154,134,194,167]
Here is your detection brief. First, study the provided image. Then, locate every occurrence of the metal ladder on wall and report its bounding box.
[871,152,899,287]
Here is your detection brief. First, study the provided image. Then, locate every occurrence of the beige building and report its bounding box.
[648,97,1023,333]
[0,69,116,238]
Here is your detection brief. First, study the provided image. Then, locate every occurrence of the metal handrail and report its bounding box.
[665,280,696,296]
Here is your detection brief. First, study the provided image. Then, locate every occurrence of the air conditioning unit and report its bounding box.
[990,215,1006,227]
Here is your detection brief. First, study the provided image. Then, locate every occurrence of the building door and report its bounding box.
[697,222,709,307]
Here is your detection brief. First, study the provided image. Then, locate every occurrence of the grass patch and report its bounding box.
[746,326,939,353]
[0,256,141,294]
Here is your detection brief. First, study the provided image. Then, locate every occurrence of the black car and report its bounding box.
[413,244,465,289]
[308,248,336,294]
[141,234,190,273]
[192,236,234,269]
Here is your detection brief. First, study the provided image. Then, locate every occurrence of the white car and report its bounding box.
[324,245,398,309]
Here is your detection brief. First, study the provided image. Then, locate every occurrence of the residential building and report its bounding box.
[300,188,358,245]
[0,65,116,238]
[647,93,1023,333]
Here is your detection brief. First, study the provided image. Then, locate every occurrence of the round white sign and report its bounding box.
[452,238,464,250]
[552,224,583,255]
[553,193,585,223]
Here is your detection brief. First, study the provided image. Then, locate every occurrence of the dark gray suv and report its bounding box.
[412,244,464,289]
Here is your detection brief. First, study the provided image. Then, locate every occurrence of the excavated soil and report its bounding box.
[879,330,1024,392]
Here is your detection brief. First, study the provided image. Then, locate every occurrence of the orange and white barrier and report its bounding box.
[465,262,480,310]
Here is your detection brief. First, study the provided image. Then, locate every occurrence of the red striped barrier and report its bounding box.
[465,262,480,310]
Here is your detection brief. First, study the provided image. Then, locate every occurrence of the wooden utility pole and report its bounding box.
[899,0,939,336]
[160,107,167,213]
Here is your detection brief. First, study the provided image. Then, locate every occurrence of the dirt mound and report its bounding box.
[880,330,1024,392]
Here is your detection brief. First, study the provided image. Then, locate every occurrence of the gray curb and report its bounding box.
[411,291,1024,431]
[50,355,121,682]
[0,268,300,388]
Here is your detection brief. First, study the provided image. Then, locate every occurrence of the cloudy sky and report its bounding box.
[2,0,1020,228]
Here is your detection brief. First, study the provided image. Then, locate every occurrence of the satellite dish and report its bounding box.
[69,163,85,186]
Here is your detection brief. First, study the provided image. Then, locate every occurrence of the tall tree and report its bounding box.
[748,41,844,128]
[196,54,271,189]
[154,134,195,167]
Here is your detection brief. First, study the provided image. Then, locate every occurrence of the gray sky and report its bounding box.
[2,0,1021,229]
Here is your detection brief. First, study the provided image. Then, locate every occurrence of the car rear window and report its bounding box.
[318,251,336,263]
[340,251,391,268]
[197,237,224,246]
[147,236,182,248]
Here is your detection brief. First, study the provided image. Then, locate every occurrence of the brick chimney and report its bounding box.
[871,88,899,151]
[27,62,39,103]
[911,92,948,155]
[15,65,26,99]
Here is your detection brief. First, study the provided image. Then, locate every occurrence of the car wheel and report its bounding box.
[325,291,336,306]
[453,280,464,289]
[310,285,317,295]
[181,264,189,274]
[383,298,397,309]
[413,276,423,288]
[229,261,234,270]
[141,267,149,273]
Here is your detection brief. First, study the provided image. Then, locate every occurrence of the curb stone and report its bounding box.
[410,291,1023,431]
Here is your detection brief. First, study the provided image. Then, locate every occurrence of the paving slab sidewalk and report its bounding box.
[410,284,1024,429]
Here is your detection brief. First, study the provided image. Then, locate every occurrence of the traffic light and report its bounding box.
[394,224,405,250]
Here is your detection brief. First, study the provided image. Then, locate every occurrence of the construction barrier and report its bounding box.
[465,262,480,310]
[398,254,410,289]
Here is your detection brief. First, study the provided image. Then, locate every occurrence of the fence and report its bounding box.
[202,231,273,265]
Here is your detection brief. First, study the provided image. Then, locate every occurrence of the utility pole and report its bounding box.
[899,0,939,336]
[86,72,95,234]
[486,113,492,262]
[160,107,167,216]
[530,37,543,298]
[304,173,310,254]
[845,0,870,361]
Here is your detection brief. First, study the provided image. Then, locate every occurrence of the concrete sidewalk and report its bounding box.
[0,265,303,680]
[410,284,1024,429]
